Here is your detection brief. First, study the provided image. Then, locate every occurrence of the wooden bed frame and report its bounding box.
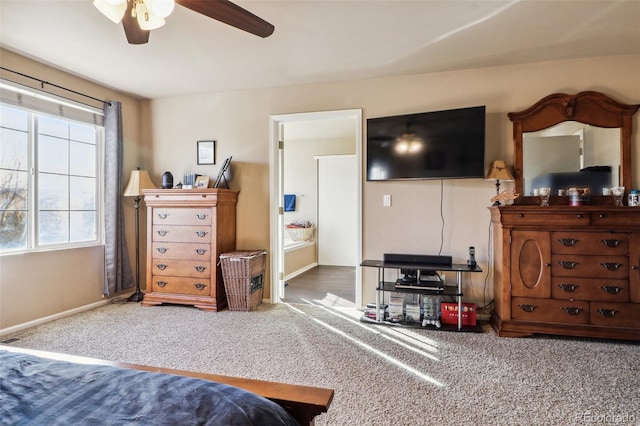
[0,345,334,426]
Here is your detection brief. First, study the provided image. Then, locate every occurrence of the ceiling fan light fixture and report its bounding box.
[145,0,175,19]
[135,2,166,30]
[93,0,127,24]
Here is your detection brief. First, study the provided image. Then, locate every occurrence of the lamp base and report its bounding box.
[127,289,145,303]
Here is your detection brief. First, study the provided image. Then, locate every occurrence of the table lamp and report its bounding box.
[486,160,514,206]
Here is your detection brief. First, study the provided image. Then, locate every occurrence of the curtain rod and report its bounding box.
[0,66,111,108]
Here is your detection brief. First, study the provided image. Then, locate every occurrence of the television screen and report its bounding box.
[366,106,486,181]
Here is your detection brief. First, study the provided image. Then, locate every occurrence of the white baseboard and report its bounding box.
[0,299,112,338]
[258,263,318,305]
[284,262,318,282]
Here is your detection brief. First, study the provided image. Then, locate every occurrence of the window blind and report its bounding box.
[0,79,104,126]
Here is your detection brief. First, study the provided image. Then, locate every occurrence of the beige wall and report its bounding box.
[284,244,317,278]
[148,54,640,306]
[0,49,147,331]
[284,136,355,229]
[2,51,638,330]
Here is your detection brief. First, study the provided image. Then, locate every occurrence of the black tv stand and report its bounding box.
[360,259,483,331]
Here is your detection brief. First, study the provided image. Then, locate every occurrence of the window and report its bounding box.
[0,92,103,253]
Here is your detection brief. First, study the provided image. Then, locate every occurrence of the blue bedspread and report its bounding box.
[0,350,299,425]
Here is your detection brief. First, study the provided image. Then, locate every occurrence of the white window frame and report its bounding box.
[0,80,105,254]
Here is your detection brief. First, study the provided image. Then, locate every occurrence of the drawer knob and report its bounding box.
[157,213,169,219]
[193,283,207,291]
[196,213,207,220]
[157,280,167,288]
[632,265,639,270]
[156,247,167,254]
[519,213,525,218]
[195,230,208,238]
[576,214,583,218]
[557,283,579,292]
[518,304,537,313]
[194,265,207,273]
[600,285,623,295]
[558,238,578,247]
[558,261,578,269]
[601,262,622,271]
[156,263,168,270]
[157,230,169,236]
[600,239,622,248]
[596,308,617,318]
[562,306,583,316]
[599,213,605,218]
[195,248,207,255]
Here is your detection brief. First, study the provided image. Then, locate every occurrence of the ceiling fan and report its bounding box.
[94,0,274,45]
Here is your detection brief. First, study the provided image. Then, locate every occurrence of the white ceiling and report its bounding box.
[1,0,639,100]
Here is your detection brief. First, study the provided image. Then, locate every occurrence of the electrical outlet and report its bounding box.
[383,194,391,207]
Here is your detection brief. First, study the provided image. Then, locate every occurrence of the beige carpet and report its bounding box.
[3,301,639,425]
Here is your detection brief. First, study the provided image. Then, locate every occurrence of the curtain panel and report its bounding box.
[103,101,134,296]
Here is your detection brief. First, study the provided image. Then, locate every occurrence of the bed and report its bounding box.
[0,345,333,425]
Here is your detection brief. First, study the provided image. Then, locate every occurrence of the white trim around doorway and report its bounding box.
[269,109,363,308]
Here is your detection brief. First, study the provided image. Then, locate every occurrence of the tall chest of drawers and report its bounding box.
[141,189,238,311]
[491,206,640,340]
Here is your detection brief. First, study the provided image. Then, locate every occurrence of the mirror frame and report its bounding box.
[508,91,639,204]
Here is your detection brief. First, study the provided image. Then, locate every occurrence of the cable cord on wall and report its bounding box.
[478,217,494,311]
[467,214,494,312]
[438,179,444,255]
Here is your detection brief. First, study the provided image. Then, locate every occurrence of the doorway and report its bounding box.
[269,109,363,308]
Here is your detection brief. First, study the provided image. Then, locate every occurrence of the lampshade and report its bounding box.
[485,160,514,181]
[93,0,127,24]
[124,169,156,197]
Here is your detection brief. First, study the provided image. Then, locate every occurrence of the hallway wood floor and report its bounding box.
[283,265,355,307]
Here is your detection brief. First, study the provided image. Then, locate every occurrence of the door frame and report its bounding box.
[269,109,363,308]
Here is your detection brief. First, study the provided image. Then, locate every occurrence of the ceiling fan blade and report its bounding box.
[121,1,150,44]
[176,0,274,38]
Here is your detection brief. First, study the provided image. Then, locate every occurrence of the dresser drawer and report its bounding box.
[152,259,211,277]
[152,242,211,260]
[590,302,640,328]
[590,211,638,227]
[151,276,211,296]
[152,225,212,243]
[152,208,212,225]
[512,297,589,324]
[551,232,628,255]
[500,211,589,227]
[551,277,629,302]
[552,254,628,279]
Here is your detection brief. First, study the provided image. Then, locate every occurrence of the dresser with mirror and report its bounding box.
[491,91,640,340]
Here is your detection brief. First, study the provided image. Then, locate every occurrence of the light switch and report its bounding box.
[383,194,391,207]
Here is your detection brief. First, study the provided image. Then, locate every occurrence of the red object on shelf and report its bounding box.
[440,302,477,326]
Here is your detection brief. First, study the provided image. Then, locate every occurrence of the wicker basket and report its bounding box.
[286,226,315,241]
[219,250,266,311]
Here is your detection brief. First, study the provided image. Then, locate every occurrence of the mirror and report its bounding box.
[522,122,620,196]
[509,91,638,204]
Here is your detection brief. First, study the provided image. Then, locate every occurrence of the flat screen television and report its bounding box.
[366,106,486,181]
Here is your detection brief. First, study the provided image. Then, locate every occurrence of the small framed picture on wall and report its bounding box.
[197,140,216,165]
